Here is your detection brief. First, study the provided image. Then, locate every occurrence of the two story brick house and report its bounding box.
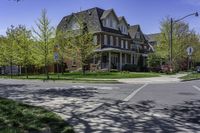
[57,7,152,71]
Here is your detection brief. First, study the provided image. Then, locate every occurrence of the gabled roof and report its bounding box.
[100,9,119,22]
[57,7,129,38]
[128,25,140,39]
[118,16,129,26]
[146,33,160,42]
[129,25,148,43]
[57,7,104,33]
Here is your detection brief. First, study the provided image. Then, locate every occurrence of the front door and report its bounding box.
[111,54,118,69]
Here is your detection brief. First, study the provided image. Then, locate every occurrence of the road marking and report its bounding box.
[123,83,148,102]
[192,85,200,92]
[72,86,119,90]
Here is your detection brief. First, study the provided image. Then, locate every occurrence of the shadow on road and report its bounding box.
[0,84,199,132]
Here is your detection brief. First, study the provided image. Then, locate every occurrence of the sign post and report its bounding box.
[186,46,194,71]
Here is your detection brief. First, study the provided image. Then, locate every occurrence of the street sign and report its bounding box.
[54,52,59,61]
[186,46,194,56]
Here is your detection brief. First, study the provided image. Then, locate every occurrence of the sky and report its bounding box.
[0,0,200,35]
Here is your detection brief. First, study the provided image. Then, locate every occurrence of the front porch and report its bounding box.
[95,48,146,71]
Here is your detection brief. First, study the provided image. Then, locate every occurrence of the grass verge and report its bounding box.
[180,72,200,81]
[0,97,74,133]
[0,72,160,82]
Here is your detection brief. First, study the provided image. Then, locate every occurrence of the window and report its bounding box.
[110,18,113,28]
[125,41,128,49]
[93,35,97,45]
[71,22,80,30]
[110,36,113,46]
[116,37,119,46]
[136,32,140,39]
[104,35,107,45]
[72,59,76,66]
[103,20,106,26]
[121,40,124,48]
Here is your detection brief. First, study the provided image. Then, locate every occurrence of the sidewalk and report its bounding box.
[118,73,186,84]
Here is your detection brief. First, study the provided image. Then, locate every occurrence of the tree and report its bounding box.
[155,17,200,71]
[13,25,33,78]
[33,9,54,79]
[0,36,8,73]
[66,22,99,74]
[55,30,72,74]
[5,26,20,77]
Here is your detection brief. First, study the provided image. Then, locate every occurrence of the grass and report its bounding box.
[0,97,74,133]
[180,72,200,81]
[0,72,160,82]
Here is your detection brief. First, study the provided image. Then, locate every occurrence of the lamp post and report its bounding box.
[169,12,198,70]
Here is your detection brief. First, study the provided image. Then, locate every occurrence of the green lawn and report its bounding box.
[0,97,74,133]
[0,72,160,82]
[180,72,200,81]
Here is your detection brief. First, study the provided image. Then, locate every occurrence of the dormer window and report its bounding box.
[136,32,140,39]
[101,10,118,30]
[109,18,113,28]
[71,22,80,30]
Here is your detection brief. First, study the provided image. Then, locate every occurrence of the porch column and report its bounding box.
[134,54,137,65]
[120,52,122,70]
[131,53,133,64]
[125,53,127,64]
[108,52,111,71]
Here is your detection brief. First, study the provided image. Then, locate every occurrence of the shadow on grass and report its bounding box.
[0,97,74,133]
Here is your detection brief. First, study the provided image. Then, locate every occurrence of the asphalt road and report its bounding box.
[0,79,200,133]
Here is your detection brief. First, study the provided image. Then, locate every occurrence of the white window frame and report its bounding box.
[125,41,128,49]
[121,40,124,48]
[116,37,119,47]
[71,22,80,30]
[110,36,113,46]
[93,35,97,45]
[104,35,107,45]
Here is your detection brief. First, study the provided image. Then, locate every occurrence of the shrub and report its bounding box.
[122,64,138,72]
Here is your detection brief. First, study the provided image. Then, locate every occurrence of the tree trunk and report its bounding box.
[25,66,28,79]
[10,62,13,78]
[82,65,86,75]
[45,56,49,80]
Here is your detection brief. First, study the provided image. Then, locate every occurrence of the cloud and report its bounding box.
[181,0,200,6]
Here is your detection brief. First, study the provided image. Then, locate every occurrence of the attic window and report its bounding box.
[71,22,80,30]
[136,32,140,39]
[88,11,92,15]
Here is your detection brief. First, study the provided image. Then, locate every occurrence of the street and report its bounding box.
[0,79,200,133]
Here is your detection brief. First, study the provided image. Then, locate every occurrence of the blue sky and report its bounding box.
[0,0,200,35]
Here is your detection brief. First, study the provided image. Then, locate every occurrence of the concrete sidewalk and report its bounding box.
[118,73,186,84]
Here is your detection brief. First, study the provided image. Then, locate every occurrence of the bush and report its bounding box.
[122,64,138,72]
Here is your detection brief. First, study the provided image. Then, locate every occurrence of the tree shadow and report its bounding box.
[66,99,200,132]
[0,84,200,132]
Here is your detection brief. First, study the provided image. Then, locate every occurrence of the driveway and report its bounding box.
[0,79,199,132]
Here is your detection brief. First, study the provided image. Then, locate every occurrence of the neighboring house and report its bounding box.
[146,33,160,49]
[57,7,152,71]
[0,66,21,75]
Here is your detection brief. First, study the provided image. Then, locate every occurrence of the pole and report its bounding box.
[57,61,59,79]
[170,18,173,70]
[188,55,190,71]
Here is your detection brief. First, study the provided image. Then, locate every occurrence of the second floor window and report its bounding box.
[116,37,119,47]
[104,35,107,45]
[121,40,124,48]
[110,36,113,46]
[125,41,128,49]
